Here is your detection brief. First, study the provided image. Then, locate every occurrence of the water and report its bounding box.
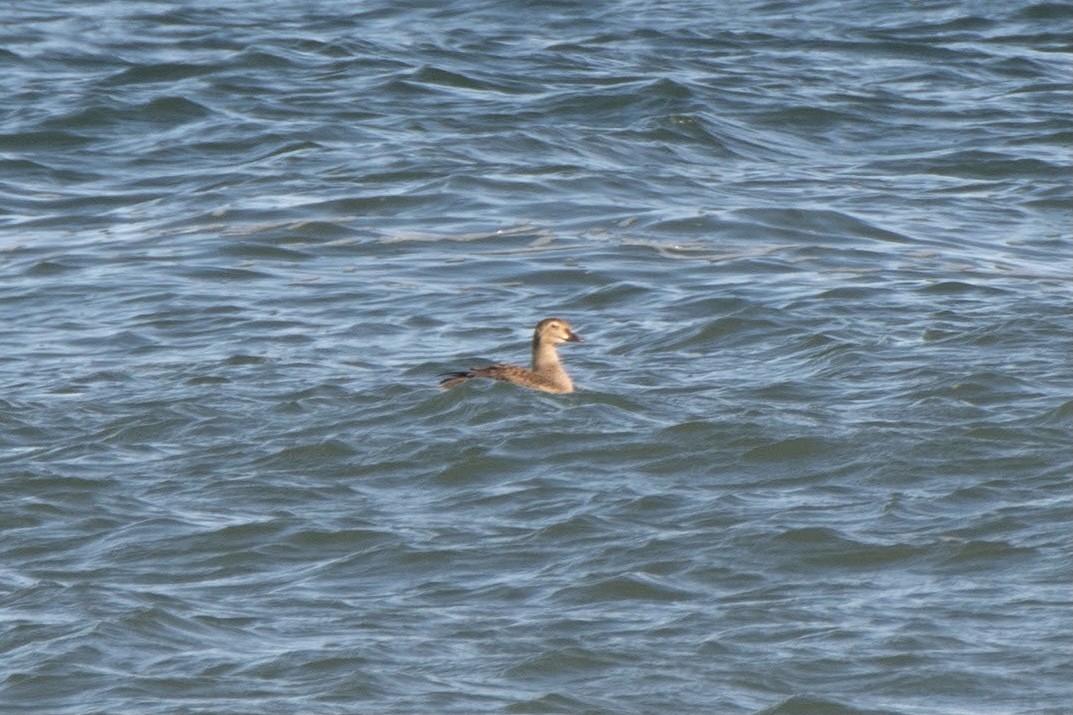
[1,1,1070,713]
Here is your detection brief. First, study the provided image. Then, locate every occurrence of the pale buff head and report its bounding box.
[533,317,581,347]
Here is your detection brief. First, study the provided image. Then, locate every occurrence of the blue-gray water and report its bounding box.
[1,2,1070,714]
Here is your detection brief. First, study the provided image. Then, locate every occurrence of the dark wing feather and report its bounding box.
[439,364,527,389]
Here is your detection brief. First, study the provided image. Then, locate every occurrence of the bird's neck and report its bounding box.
[531,339,563,373]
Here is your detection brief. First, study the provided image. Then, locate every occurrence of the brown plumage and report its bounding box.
[439,317,582,394]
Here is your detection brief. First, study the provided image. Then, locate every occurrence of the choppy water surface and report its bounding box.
[1,1,1071,713]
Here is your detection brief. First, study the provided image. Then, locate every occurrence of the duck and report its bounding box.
[439,317,582,394]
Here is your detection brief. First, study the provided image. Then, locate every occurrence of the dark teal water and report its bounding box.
[1,2,1071,714]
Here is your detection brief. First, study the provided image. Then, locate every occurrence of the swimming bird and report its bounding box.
[439,317,582,394]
